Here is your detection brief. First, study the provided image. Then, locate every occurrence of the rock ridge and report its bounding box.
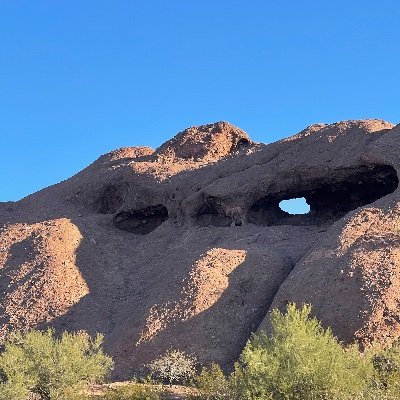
[1,118,400,378]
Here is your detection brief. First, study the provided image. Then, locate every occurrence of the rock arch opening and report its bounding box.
[248,164,398,226]
[279,197,310,215]
[113,205,169,234]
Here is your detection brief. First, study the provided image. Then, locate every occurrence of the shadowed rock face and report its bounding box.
[1,119,400,378]
[113,205,169,234]
[248,165,399,226]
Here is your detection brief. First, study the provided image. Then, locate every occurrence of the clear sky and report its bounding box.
[1,1,399,202]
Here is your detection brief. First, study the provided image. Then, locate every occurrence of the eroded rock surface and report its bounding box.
[154,121,251,162]
[1,119,400,378]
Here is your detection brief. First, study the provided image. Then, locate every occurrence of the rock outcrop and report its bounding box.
[1,119,399,378]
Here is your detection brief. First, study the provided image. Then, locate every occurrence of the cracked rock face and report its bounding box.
[1,119,400,378]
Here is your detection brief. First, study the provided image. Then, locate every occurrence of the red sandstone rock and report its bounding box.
[0,119,399,378]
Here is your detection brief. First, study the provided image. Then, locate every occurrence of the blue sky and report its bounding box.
[1,1,399,203]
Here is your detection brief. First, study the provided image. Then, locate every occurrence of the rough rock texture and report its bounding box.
[1,119,400,378]
[154,121,251,162]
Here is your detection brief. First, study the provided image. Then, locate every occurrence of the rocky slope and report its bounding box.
[1,119,399,378]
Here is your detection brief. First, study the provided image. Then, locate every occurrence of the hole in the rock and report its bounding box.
[232,138,251,153]
[113,205,169,234]
[196,198,232,227]
[97,185,127,214]
[249,164,398,226]
[237,138,250,147]
[279,198,310,215]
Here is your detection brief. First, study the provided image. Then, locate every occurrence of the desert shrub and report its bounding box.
[99,384,159,400]
[146,349,196,385]
[362,340,400,399]
[0,329,114,400]
[189,363,231,400]
[232,303,372,400]
[187,305,400,400]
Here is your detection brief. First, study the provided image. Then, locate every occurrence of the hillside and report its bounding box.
[1,119,400,378]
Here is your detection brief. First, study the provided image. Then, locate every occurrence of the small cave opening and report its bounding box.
[248,164,399,226]
[237,138,250,147]
[195,198,232,227]
[113,205,169,234]
[97,185,127,214]
[233,138,251,152]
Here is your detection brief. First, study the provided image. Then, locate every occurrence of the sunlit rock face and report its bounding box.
[1,119,400,378]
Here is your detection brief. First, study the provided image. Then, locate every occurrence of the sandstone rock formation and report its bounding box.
[1,119,399,378]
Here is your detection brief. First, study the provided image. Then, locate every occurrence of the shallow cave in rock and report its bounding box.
[248,165,399,226]
[113,205,169,234]
[235,138,250,150]
[195,198,233,227]
[97,184,127,214]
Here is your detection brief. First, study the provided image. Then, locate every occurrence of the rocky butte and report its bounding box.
[1,119,400,378]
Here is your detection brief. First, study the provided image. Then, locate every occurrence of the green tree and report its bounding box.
[190,363,231,400]
[0,329,114,400]
[233,303,372,400]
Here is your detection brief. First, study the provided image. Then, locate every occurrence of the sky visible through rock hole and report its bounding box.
[0,1,399,212]
[280,198,310,215]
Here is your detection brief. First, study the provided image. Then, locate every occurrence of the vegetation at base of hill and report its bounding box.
[146,349,197,386]
[4,304,400,399]
[0,329,113,400]
[190,304,400,400]
[188,363,232,400]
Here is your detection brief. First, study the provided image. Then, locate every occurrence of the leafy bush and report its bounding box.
[98,384,159,400]
[146,349,196,385]
[0,329,114,400]
[190,363,231,400]
[188,304,400,400]
[232,303,372,400]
